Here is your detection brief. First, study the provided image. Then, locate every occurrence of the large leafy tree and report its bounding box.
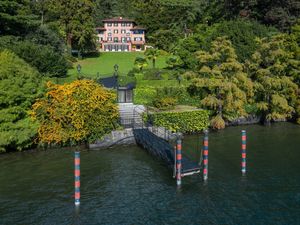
[246,34,299,123]
[0,36,68,77]
[31,80,119,145]
[132,0,205,49]
[94,0,136,26]
[174,20,277,69]
[209,20,277,62]
[48,0,96,53]
[25,24,65,54]
[208,0,300,31]
[290,21,300,86]
[0,50,43,152]
[0,0,39,36]
[188,37,254,129]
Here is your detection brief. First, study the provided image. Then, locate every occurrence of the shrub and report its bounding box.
[211,115,226,130]
[147,110,210,133]
[156,87,199,106]
[134,87,157,105]
[152,97,177,110]
[183,71,197,81]
[0,50,43,152]
[143,68,163,80]
[166,55,183,69]
[296,100,300,125]
[31,80,119,145]
[127,68,140,77]
[118,76,137,87]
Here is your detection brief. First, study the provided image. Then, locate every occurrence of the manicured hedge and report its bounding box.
[147,110,210,133]
[134,86,199,106]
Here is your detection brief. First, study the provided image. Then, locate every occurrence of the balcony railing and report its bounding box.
[101,41,131,44]
[132,40,145,45]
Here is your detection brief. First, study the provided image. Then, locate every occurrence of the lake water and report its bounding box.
[0,123,300,225]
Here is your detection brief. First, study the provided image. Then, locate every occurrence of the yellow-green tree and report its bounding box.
[246,34,299,124]
[31,80,119,145]
[188,37,254,129]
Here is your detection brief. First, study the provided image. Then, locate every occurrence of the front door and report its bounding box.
[118,89,133,103]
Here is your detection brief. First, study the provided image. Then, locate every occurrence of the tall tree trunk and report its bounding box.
[67,32,72,55]
[217,88,223,117]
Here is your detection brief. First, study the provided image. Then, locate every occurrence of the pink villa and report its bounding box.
[96,17,146,52]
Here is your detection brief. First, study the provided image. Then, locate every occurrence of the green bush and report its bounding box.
[0,50,43,152]
[143,68,163,80]
[152,97,177,110]
[118,76,137,87]
[127,67,140,77]
[134,87,157,105]
[156,87,199,106]
[147,110,210,133]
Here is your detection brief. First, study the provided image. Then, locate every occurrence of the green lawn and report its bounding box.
[60,52,168,83]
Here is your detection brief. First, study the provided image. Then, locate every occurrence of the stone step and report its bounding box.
[118,104,145,128]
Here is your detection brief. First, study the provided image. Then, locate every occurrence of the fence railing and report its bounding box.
[132,105,179,143]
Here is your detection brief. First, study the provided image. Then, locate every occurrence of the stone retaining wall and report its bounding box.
[226,115,261,126]
[89,128,136,149]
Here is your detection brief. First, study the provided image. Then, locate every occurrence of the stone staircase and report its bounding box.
[118,103,145,128]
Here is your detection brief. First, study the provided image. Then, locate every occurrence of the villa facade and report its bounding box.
[96,17,146,52]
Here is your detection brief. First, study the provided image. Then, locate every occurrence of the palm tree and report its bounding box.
[144,48,161,68]
[134,56,148,71]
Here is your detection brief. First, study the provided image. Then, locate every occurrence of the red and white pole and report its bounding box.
[74,151,80,206]
[176,138,182,186]
[241,130,247,175]
[203,130,209,181]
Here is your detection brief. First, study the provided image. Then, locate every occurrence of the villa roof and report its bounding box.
[96,27,106,30]
[130,26,146,30]
[102,17,135,23]
[98,76,135,90]
[99,76,118,89]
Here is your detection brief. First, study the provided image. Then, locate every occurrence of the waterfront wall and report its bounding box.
[226,115,261,126]
[89,128,135,149]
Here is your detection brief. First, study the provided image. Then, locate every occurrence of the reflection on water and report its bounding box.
[0,123,300,225]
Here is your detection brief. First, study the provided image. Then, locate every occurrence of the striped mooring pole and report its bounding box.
[241,130,247,174]
[74,151,80,206]
[176,138,182,186]
[203,130,209,181]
